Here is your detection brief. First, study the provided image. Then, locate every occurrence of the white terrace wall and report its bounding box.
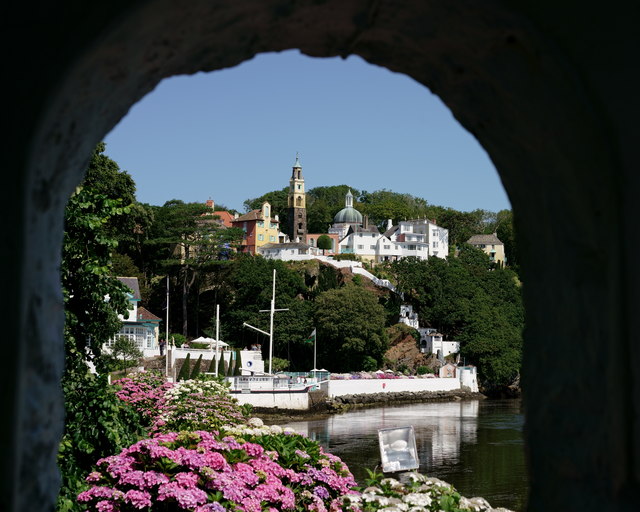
[232,392,310,410]
[327,377,462,398]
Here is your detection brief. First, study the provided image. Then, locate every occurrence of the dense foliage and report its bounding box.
[389,246,524,386]
[58,146,144,510]
[314,284,389,372]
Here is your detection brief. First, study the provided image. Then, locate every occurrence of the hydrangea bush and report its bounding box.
[113,371,173,427]
[78,430,358,512]
[90,372,513,512]
[156,379,248,433]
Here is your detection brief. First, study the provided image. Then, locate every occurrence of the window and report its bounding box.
[433,241,438,248]
[264,206,270,217]
[257,221,264,227]
[370,245,376,250]
[310,239,315,246]
[357,245,364,250]
[258,234,264,241]
[269,235,275,242]
[297,184,301,190]
[384,245,390,250]
[408,245,416,250]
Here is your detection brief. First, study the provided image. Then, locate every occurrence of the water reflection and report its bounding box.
[268,399,527,511]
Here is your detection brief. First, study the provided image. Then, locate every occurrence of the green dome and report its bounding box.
[333,207,363,224]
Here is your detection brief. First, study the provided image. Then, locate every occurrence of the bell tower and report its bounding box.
[287,153,307,242]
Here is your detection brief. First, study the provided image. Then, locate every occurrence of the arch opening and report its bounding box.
[7,2,635,512]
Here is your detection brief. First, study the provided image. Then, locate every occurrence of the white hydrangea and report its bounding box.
[247,417,264,427]
[380,478,403,488]
[403,493,432,507]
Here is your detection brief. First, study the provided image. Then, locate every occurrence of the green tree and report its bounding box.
[306,185,360,233]
[495,209,520,271]
[177,353,191,381]
[105,337,142,374]
[359,189,430,230]
[389,246,523,387]
[190,354,203,379]
[314,284,388,372]
[58,149,143,509]
[316,234,333,255]
[151,199,243,336]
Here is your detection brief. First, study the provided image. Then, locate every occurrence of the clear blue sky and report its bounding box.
[104,50,510,213]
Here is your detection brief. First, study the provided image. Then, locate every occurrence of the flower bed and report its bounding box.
[85,372,513,512]
[78,430,358,512]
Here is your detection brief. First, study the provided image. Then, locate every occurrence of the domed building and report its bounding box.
[328,189,363,239]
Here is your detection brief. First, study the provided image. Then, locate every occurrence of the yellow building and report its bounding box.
[232,202,281,254]
[466,233,506,266]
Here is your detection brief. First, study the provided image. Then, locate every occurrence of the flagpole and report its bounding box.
[215,304,220,376]
[165,276,169,378]
[313,329,317,378]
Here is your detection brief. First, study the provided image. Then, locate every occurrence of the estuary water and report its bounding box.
[273,399,527,511]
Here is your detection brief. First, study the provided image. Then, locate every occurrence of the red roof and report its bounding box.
[137,306,161,322]
[213,210,235,228]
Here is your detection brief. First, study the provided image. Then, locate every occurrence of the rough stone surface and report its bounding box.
[3,1,638,511]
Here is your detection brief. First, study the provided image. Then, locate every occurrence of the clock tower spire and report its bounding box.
[287,153,307,242]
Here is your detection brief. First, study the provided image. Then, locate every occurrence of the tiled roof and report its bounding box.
[212,211,235,228]
[346,225,381,235]
[137,306,161,322]
[383,225,398,237]
[466,233,503,245]
[116,277,141,300]
[233,210,262,222]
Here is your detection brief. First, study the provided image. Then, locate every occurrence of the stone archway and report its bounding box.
[4,1,637,511]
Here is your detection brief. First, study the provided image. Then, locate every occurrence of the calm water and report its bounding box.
[269,399,528,511]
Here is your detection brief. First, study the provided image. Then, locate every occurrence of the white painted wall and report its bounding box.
[232,392,310,410]
[327,377,462,397]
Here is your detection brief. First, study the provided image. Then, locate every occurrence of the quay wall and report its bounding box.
[326,378,462,397]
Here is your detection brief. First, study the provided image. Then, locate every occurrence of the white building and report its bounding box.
[383,218,449,261]
[257,242,320,260]
[421,331,460,360]
[399,304,420,329]
[105,277,161,352]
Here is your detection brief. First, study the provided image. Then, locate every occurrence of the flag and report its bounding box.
[304,328,316,345]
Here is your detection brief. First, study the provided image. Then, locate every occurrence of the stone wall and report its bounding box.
[4,1,638,511]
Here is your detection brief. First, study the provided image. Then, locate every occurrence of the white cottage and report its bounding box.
[105,277,161,352]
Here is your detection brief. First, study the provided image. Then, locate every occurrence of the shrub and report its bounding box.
[176,353,191,381]
[207,356,217,374]
[155,379,247,433]
[57,373,143,511]
[78,430,358,512]
[168,333,187,347]
[190,354,203,379]
[416,365,430,375]
[362,355,378,372]
[112,372,173,427]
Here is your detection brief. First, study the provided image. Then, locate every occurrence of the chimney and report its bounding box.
[387,219,393,230]
[363,215,369,229]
